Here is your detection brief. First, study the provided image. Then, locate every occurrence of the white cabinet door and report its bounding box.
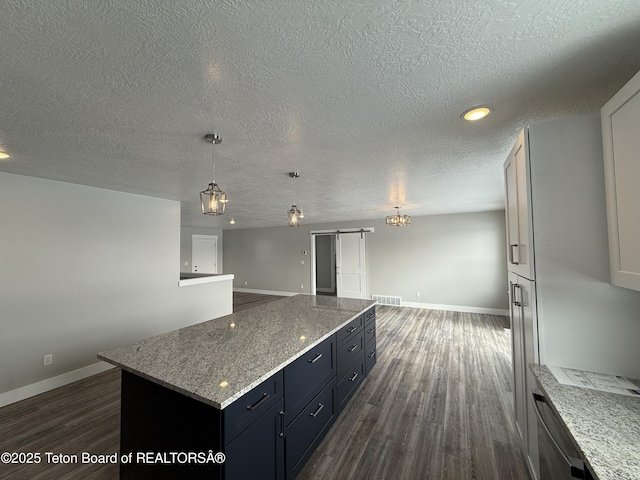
[602,69,640,292]
[504,129,535,280]
[509,272,539,480]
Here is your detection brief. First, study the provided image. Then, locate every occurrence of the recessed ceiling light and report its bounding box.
[462,107,491,121]
[0,152,10,159]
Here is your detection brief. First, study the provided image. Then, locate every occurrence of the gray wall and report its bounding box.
[529,114,640,378]
[224,211,509,310]
[0,173,233,396]
[180,226,224,273]
[315,235,333,290]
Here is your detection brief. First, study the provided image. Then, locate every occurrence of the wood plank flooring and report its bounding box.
[297,307,529,480]
[0,294,528,480]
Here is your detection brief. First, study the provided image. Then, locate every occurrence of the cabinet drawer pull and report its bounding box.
[367,327,375,334]
[246,392,270,411]
[346,325,357,333]
[310,403,324,418]
[349,372,358,382]
[366,312,373,318]
[348,344,358,352]
[279,410,285,438]
[509,244,519,265]
[308,353,323,364]
[368,350,376,358]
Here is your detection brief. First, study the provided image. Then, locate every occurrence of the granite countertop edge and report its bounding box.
[530,364,640,480]
[98,296,376,410]
[97,327,340,410]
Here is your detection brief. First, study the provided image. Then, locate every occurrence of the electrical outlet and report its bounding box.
[416,291,421,297]
[300,284,304,289]
[43,354,53,366]
[244,281,248,285]
[184,261,189,266]
[300,260,304,264]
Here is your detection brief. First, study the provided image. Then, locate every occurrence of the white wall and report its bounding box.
[529,114,640,378]
[0,173,232,399]
[224,211,509,311]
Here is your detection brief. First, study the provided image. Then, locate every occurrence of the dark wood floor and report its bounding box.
[0,294,528,480]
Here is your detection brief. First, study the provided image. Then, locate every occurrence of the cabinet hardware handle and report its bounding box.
[279,410,285,438]
[366,312,373,318]
[368,350,376,358]
[310,403,324,418]
[367,327,375,334]
[349,372,358,382]
[531,392,585,478]
[513,284,522,307]
[509,244,519,265]
[347,326,357,333]
[246,392,270,411]
[348,344,358,352]
[308,353,323,363]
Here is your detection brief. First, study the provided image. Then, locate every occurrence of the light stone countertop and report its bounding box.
[98,295,376,409]
[531,364,640,480]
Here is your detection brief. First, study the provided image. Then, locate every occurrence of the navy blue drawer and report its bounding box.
[364,307,376,325]
[337,356,365,414]
[365,347,377,376]
[284,335,336,421]
[336,314,364,346]
[224,371,283,444]
[285,378,337,479]
[337,330,364,377]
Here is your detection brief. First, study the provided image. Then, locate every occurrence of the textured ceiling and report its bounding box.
[1,0,639,229]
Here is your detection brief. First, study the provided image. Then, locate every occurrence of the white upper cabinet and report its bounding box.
[601,70,640,292]
[504,129,535,280]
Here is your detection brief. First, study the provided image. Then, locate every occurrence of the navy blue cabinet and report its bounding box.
[224,399,285,480]
[364,312,377,375]
[118,306,376,480]
[284,336,336,421]
[285,379,337,478]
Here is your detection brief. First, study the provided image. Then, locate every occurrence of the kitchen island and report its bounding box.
[98,294,377,479]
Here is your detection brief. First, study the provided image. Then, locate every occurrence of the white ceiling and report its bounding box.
[1,1,639,229]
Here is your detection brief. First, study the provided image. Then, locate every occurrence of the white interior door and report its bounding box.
[335,233,366,299]
[192,235,218,273]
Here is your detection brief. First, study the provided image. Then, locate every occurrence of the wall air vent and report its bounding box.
[371,295,402,306]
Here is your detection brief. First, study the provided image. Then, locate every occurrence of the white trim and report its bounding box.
[179,273,234,287]
[0,362,115,408]
[401,301,509,316]
[233,287,297,297]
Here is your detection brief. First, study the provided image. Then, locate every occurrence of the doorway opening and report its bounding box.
[310,228,373,299]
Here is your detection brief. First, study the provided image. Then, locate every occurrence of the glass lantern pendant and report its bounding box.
[200,134,227,215]
[201,181,227,215]
[288,204,302,227]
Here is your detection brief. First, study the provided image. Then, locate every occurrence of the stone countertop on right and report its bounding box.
[531,364,640,480]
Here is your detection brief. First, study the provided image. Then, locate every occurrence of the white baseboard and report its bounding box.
[0,362,115,408]
[233,287,298,297]
[400,301,509,316]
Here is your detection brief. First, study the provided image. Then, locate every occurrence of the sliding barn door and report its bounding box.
[335,233,366,299]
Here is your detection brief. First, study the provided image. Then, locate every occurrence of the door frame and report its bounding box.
[309,228,374,296]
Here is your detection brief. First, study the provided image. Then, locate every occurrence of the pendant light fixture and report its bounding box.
[386,206,411,226]
[200,134,227,215]
[287,172,303,227]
